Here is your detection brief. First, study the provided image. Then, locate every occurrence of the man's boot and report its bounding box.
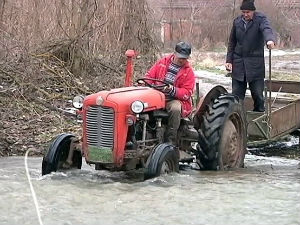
[165,128,177,146]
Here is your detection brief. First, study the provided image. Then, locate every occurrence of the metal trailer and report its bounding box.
[245,50,300,147]
[245,80,300,146]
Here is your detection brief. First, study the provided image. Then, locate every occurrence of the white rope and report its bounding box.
[25,149,44,225]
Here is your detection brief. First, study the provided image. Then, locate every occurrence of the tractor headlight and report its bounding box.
[131,101,144,114]
[72,95,84,109]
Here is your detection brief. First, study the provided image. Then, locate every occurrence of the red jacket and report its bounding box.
[145,54,195,117]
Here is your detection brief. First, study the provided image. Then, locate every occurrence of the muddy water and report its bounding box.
[1,55,299,225]
[0,155,299,225]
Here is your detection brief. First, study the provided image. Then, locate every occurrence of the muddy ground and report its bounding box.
[0,49,299,158]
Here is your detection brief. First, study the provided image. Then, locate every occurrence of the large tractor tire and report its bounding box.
[198,94,247,170]
[42,133,82,175]
[145,143,179,179]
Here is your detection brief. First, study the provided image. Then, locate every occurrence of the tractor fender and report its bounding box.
[193,85,227,130]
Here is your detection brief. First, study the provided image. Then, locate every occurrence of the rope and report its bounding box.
[24,149,44,225]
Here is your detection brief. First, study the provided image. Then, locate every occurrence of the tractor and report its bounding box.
[42,50,247,179]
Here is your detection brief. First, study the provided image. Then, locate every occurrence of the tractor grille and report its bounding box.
[86,106,114,149]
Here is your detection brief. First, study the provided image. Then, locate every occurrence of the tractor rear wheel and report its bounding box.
[42,133,82,175]
[198,94,247,170]
[145,143,179,179]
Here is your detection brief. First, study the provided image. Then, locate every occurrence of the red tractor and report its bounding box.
[42,50,247,179]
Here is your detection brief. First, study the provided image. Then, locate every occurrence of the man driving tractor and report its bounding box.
[43,41,248,177]
[144,41,195,145]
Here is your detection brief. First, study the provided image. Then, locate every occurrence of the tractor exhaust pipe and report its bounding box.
[125,50,137,87]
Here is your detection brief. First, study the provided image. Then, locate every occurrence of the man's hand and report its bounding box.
[225,63,232,72]
[136,80,145,86]
[267,41,275,49]
[162,84,174,93]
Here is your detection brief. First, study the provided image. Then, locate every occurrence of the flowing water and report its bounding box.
[1,55,300,225]
[0,154,299,225]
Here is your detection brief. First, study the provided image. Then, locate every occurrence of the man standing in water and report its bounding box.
[225,0,276,112]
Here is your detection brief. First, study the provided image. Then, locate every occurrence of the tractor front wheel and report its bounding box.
[145,143,179,179]
[198,94,247,170]
[42,133,82,175]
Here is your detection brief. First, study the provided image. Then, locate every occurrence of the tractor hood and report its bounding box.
[83,86,166,112]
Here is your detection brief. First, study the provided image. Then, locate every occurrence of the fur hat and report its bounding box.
[240,0,256,11]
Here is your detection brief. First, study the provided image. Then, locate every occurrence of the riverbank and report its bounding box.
[1,49,299,158]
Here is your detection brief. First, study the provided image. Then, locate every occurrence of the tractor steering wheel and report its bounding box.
[136,78,170,91]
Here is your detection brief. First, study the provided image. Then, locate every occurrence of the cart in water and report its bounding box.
[246,50,300,147]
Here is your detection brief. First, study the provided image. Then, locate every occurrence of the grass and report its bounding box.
[194,64,300,82]
[270,71,300,82]
[193,64,227,75]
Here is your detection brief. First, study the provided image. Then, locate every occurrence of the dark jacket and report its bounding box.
[226,12,276,82]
